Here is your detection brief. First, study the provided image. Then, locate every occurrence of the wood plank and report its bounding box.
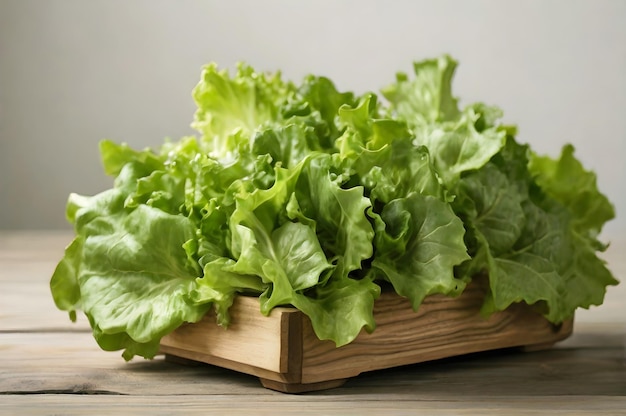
[0,260,90,331]
[1,395,625,415]
[160,299,301,376]
[299,284,573,384]
[0,231,87,331]
[1,326,624,397]
[0,230,72,262]
[0,332,266,396]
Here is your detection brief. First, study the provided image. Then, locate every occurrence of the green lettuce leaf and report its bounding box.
[382,55,460,123]
[476,198,614,323]
[382,56,506,187]
[529,144,615,238]
[293,75,356,143]
[372,193,470,309]
[561,232,619,313]
[50,237,83,322]
[291,274,380,347]
[356,141,444,204]
[192,258,265,326]
[455,164,525,256]
[455,138,618,323]
[99,139,164,177]
[293,154,374,280]
[415,109,506,187]
[226,163,332,309]
[192,63,294,160]
[52,194,212,359]
[252,123,317,168]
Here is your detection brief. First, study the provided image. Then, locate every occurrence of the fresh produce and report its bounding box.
[50,56,618,360]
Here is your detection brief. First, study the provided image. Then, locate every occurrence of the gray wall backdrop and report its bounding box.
[1,0,625,240]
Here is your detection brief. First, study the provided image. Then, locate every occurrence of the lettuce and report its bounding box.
[50,55,618,360]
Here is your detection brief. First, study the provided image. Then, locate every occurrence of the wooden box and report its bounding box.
[159,283,573,393]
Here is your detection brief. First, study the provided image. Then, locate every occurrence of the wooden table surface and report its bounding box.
[1,231,625,415]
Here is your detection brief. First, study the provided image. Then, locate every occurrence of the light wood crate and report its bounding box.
[160,283,573,393]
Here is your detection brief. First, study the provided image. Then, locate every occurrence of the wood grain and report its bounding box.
[161,299,298,375]
[0,231,89,332]
[160,305,304,385]
[2,395,626,416]
[300,284,572,384]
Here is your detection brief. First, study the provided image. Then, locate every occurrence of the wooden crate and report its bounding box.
[159,283,573,393]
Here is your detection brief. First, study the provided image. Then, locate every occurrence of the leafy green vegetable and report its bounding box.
[372,193,470,309]
[382,55,460,123]
[51,55,618,360]
[529,144,615,239]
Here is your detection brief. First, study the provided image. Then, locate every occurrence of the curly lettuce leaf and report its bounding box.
[334,95,381,159]
[293,154,374,280]
[561,232,618,313]
[192,63,294,160]
[477,199,616,323]
[529,144,615,238]
[225,164,331,309]
[252,123,318,168]
[382,56,506,187]
[52,194,212,360]
[416,109,506,187]
[291,274,380,347]
[455,138,617,323]
[50,237,83,322]
[192,258,265,327]
[293,75,356,143]
[228,221,332,312]
[356,142,444,204]
[382,55,460,123]
[372,193,470,309]
[455,164,526,256]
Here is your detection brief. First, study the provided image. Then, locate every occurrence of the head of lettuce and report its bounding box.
[50,56,618,361]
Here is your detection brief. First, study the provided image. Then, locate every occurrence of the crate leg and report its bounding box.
[520,342,556,352]
[259,377,347,394]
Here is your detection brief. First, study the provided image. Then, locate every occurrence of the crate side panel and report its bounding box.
[161,296,291,374]
[300,284,572,384]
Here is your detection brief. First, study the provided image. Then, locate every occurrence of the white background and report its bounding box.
[1,0,624,240]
